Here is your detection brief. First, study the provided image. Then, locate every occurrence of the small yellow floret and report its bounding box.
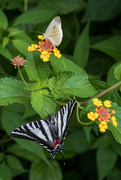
[53,47,58,52]
[28,44,38,51]
[113,121,117,127]
[93,98,103,107]
[42,57,49,62]
[111,116,117,127]
[111,116,116,121]
[99,127,106,132]
[87,112,98,121]
[104,100,112,108]
[99,121,108,132]
[40,51,50,62]
[54,50,61,58]
[38,35,44,40]
[111,110,116,114]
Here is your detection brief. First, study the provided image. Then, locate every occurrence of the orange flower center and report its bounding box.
[99,108,110,120]
[41,40,53,51]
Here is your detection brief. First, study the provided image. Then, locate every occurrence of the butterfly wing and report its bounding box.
[10,119,56,154]
[43,16,63,46]
[45,16,61,32]
[50,100,77,143]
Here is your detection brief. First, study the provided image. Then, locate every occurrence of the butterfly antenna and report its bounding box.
[31,31,43,34]
[61,151,65,165]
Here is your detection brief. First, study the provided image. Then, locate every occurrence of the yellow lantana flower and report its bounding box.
[104,100,112,108]
[93,98,103,107]
[87,112,98,121]
[87,98,117,133]
[99,121,108,132]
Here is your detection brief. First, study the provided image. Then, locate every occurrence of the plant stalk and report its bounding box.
[80,81,121,105]
[18,66,28,87]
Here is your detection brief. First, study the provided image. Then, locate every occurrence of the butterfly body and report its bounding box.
[43,16,63,46]
[10,100,76,159]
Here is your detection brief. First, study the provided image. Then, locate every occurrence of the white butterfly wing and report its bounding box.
[43,16,63,46]
[10,119,55,153]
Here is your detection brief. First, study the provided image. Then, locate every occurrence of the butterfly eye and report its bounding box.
[57,146,63,151]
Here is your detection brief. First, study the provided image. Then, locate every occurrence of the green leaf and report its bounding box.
[25,51,50,82]
[0,44,13,59]
[8,28,25,37]
[83,126,92,142]
[49,71,97,98]
[0,77,30,106]
[114,63,121,81]
[39,0,86,14]
[0,153,4,162]
[13,10,56,26]
[82,0,121,22]
[96,147,117,179]
[8,28,33,44]
[2,37,9,49]
[0,9,8,29]
[6,155,25,172]
[0,162,12,180]
[5,0,21,10]
[111,142,121,157]
[50,55,87,76]
[91,36,121,61]
[29,160,62,180]
[1,107,52,168]
[73,22,90,68]
[12,39,30,56]
[64,129,91,153]
[90,134,113,149]
[107,169,121,180]
[7,144,39,162]
[31,90,56,117]
[107,62,119,86]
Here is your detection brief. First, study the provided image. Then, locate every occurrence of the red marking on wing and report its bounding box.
[57,139,60,144]
[53,140,57,147]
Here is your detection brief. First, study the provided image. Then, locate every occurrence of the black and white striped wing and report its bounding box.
[10,119,55,153]
[53,100,77,141]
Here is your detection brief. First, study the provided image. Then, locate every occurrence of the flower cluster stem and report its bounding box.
[96,81,121,98]
[18,66,28,87]
[76,103,93,125]
[80,81,121,105]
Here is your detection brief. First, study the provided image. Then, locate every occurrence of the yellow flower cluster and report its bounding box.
[93,98,102,107]
[111,116,117,127]
[38,35,44,40]
[99,121,108,132]
[87,98,117,133]
[53,47,61,58]
[28,35,62,62]
[28,44,38,51]
[40,51,50,62]
[87,112,98,121]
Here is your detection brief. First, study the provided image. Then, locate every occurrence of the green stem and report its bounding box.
[24,0,28,11]
[80,81,121,105]
[76,103,93,125]
[18,66,28,87]
[96,81,121,98]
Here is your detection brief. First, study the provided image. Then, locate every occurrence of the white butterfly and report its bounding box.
[43,16,63,46]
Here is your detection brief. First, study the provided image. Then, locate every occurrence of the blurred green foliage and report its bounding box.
[0,0,121,180]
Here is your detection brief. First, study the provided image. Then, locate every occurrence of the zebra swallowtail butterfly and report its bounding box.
[10,100,76,163]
